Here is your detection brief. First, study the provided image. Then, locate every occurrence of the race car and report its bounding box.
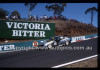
[39,36,71,48]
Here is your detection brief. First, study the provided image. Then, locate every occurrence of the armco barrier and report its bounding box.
[71,33,98,43]
[85,33,98,39]
[71,36,85,43]
[0,33,97,52]
[0,39,48,51]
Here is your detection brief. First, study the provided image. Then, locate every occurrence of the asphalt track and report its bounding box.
[0,38,97,68]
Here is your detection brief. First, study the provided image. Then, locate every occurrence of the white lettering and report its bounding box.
[19,30,22,36]
[12,30,46,37]
[35,24,40,29]
[34,31,39,37]
[40,31,45,37]
[0,45,15,51]
[6,22,51,30]
[23,23,28,29]
[72,36,85,42]
[28,31,34,37]
[17,23,22,29]
[13,22,17,28]
[41,24,44,30]
[12,30,18,36]
[0,46,3,51]
[45,24,51,30]
[29,23,34,29]
[6,22,13,28]
[6,22,52,38]
[4,45,10,50]
[22,30,27,36]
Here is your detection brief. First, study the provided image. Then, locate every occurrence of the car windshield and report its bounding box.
[54,36,61,40]
[49,36,61,41]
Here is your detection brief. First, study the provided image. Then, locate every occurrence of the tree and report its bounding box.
[0,8,9,19]
[10,10,21,19]
[45,3,67,16]
[25,3,37,18]
[85,7,98,25]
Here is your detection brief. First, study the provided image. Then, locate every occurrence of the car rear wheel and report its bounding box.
[65,41,69,46]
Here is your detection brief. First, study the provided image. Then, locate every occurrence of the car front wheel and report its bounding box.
[48,44,52,48]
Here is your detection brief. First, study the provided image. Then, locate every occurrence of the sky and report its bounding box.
[0,3,98,27]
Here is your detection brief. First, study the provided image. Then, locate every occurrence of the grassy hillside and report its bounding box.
[45,20,97,37]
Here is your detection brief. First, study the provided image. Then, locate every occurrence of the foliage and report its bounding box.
[10,10,21,19]
[25,3,37,17]
[85,7,98,25]
[0,8,9,19]
[45,3,67,16]
[25,3,37,11]
[85,7,98,14]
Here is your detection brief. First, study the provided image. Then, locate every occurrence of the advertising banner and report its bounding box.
[0,39,47,51]
[71,36,85,42]
[0,20,55,39]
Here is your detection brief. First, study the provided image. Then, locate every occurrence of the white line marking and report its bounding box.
[52,55,97,68]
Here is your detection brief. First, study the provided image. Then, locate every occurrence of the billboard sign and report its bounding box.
[0,20,55,39]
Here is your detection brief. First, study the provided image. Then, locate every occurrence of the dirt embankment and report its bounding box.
[46,20,97,37]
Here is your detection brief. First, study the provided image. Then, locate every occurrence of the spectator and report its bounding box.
[12,16,16,20]
[33,16,35,21]
[40,16,43,21]
[53,16,56,20]
[43,15,45,20]
[66,18,68,21]
[18,15,20,19]
[43,15,47,20]
[31,16,34,21]
[49,16,52,20]
[15,15,18,20]
[46,16,49,21]
[5,16,9,20]
[28,15,31,20]
[36,15,38,21]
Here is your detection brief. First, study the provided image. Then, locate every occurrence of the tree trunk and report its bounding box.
[27,5,30,18]
[91,10,93,25]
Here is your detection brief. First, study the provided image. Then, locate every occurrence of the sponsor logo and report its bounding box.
[33,41,38,47]
[0,45,15,51]
[72,36,85,42]
[6,22,51,37]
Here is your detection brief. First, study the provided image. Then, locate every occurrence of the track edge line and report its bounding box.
[51,54,98,68]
